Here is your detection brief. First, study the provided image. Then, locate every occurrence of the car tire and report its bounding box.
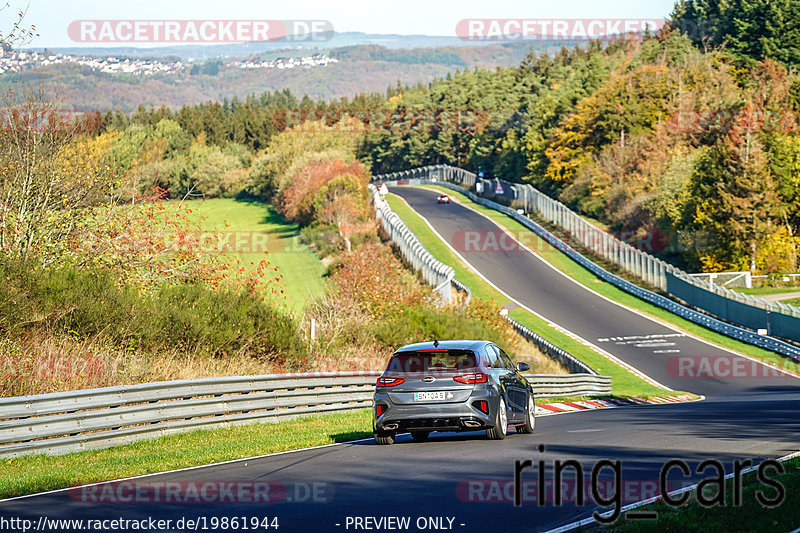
[410,430,430,442]
[486,397,508,440]
[516,392,535,434]
[374,432,395,445]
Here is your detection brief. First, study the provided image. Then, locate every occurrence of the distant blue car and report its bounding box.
[373,340,535,444]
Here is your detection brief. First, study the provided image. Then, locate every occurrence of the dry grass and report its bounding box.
[506,335,571,374]
[0,314,567,397]
[0,332,286,397]
[299,295,570,375]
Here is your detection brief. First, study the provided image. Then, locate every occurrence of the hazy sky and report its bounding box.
[9,0,679,48]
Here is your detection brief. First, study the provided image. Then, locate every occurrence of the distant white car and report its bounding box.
[437,194,451,204]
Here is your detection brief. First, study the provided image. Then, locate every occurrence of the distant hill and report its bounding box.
[1,43,565,111]
[24,32,528,61]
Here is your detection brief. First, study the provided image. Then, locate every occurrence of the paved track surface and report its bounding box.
[3,186,799,532]
[392,186,798,397]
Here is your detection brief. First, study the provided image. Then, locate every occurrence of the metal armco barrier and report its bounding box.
[667,272,800,341]
[0,372,379,459]
[0,372,611,458]
[526,374,611,397]
[450,278,472,307]
[504,316,597,375]
[370,184,454,303]
[371,166,800,361]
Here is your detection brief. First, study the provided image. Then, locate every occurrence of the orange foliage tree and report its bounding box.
[330,242,425,317]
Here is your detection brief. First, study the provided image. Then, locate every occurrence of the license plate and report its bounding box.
[414,391,446,401]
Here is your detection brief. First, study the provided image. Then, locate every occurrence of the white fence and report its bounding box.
[370,184,454,303]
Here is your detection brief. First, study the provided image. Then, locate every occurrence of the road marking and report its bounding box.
[391,190,671,391]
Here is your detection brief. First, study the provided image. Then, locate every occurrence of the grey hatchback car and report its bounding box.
[373,340,535,444]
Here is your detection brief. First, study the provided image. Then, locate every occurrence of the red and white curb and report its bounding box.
[534,394,700,416]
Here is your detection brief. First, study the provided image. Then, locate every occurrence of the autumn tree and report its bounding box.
[278,158,366,226]
[312,173,370,252]
[687,103,779,271]
[0,87,111,262]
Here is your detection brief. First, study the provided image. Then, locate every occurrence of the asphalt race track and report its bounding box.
[391,186,797,397]
[2,185,800,533]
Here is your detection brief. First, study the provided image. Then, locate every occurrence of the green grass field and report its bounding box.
[0,409,372,500]
[738,286,800,296]
[178,198,327,311]
[735,286,800,306]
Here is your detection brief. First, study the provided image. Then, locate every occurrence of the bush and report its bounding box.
[329,243,426,317]
[0,259,306,362]
[300,223,346,259]
[373,305,510,350]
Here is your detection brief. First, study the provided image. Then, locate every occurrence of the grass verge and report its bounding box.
[418,185,800,377]
[385,194,669,397]
[182,198,327,310]
[0,409,371,500]
[609,456,800,532]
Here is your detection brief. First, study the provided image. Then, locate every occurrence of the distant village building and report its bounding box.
[0,51,182,75]
[0,50,338,75]
[231,54,338,70]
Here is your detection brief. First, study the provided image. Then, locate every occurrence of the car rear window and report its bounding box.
[385,350,477,374]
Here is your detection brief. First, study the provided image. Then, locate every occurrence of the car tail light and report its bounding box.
[473,400,489,414]
[376,404,386,417]
[376,377,405,387]
[453,373,488,384]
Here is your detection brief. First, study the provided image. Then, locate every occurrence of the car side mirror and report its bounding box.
[516,362,530,372]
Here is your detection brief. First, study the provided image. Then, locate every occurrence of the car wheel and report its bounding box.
[486,397,508,440]
[516,392,535,434]
[410,430,430,442]
[374,432,395,445]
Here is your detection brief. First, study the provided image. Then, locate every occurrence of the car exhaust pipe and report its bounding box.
[463,420,481,428]
[383,423,399,431]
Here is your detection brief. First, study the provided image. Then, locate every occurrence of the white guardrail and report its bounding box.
[0,372,611,458]
[371,165,800,361]
[370,184,455,303]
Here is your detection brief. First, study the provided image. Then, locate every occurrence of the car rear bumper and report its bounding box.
[373,391,496,433]
[378,416,488,432]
